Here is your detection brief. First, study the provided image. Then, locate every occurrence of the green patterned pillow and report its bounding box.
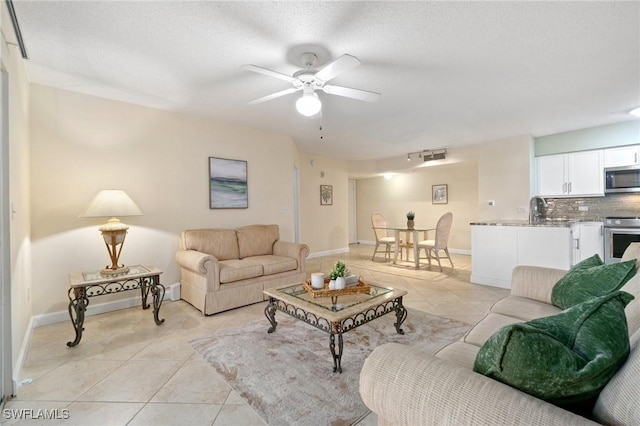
[551,257,636,309]
[474,291,634,412]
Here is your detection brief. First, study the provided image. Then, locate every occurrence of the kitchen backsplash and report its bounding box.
[545,193,640,219]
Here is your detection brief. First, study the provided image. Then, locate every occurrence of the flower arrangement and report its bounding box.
[329,260,348,280]
[406,211,415,220]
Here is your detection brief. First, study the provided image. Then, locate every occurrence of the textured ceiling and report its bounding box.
[13,1,640,161]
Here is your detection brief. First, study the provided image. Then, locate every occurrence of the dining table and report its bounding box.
[373,226,435,269]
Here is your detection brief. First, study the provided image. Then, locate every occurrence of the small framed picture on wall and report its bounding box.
[320,185,333,205]
[432,184,448,204]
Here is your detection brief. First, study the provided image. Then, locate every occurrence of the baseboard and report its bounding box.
[357,241,470,256]
[308,247,350,259]
[470,274,511,289]
[13,315,34,395]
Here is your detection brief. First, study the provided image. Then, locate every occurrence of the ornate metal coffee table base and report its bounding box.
[264,295,407,373]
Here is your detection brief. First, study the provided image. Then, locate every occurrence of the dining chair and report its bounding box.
[371,212,401,261]
[416,212,454,271]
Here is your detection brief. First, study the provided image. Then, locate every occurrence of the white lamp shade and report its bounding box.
[80,190,143,218]
[296,92,322,117]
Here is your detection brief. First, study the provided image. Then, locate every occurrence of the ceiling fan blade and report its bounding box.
[247,87,300,105]
[241,64,297,83]
[322,85,380,103]
[315,54,361,82]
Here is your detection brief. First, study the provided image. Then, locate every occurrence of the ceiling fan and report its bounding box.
[242,52,380,117]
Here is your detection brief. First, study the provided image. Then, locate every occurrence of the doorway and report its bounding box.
[293,166,300,244]
[348,179,357,244]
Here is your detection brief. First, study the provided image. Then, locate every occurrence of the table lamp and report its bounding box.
[80,189,143,276]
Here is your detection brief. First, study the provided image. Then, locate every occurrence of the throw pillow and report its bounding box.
[551,258,636,309]
[572,253,604,270]
[473,291,634,413]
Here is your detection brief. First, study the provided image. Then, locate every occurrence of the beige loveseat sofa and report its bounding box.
[175,225,309,315]
[360,259,640,425]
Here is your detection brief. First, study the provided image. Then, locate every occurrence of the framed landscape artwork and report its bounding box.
[432,184,448,204]
[209,157,248,209]
[320,185,333,205]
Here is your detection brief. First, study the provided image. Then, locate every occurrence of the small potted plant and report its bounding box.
[329,260,348,290]
[407,211,415,229]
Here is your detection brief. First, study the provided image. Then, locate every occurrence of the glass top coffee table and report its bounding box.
[263,281,407,373]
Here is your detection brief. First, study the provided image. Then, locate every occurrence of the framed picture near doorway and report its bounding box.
[320,185,333,205]
[432,184,448,204]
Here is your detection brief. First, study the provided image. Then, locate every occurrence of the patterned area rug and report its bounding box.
[191,308,470,426]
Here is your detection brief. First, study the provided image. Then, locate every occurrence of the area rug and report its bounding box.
[191,308,470,426]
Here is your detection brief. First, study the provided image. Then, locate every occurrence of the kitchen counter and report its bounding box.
[471,219,604,288]
[470,217,603,227]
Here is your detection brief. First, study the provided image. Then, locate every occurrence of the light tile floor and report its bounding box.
[5,245,509,425]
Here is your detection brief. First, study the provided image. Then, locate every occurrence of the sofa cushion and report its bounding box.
[490,296,562,321]
[183,229,239,261]
[593,330,640,425]
[551,257,636,309]
[464,313,523,346]
[249,255,298,275]
[620,274,640,336]
[474,291,634,412]
[218,259,263,283]
[236,225,279,258]
[435,341,480,370]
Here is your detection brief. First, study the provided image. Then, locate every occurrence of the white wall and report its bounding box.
[29,85,303,316]
[298,154,349,254]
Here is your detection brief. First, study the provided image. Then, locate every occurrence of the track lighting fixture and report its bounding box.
[407,149,447,162]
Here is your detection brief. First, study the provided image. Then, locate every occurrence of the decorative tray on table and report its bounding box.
[302,277,370,298]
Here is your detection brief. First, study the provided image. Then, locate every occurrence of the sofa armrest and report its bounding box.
[273,241,309,270]
[510,265,568,304]
[360,343,596,426]
[175,249,218,274]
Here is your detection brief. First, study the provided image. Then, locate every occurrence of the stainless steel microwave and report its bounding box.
[605,164,640,193]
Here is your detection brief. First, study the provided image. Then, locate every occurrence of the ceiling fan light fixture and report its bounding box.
[296,91,322,117]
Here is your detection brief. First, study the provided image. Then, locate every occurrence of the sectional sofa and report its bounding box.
[360,250,640,425]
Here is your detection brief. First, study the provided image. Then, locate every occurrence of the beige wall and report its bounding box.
[356,161,479,252]
[29,85,303,316]
[299,155,349,254]
[352,135,533,248]
[1,3,32,375]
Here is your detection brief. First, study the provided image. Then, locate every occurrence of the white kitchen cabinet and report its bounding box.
[471,225,572,288]
[536,154,566,196]
[604,145,640,167]
[536,150,603,197]
[571,221,604,265]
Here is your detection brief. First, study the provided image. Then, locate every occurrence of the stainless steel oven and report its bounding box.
[604,217,640,264]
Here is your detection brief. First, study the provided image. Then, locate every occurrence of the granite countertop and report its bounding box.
[470,217,604,227]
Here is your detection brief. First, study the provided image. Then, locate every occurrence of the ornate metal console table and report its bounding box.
[67,265,165,347]
[263,282,407,373]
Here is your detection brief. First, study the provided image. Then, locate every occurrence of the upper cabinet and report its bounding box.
[604,145,640,168]
[536,150,604,197]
